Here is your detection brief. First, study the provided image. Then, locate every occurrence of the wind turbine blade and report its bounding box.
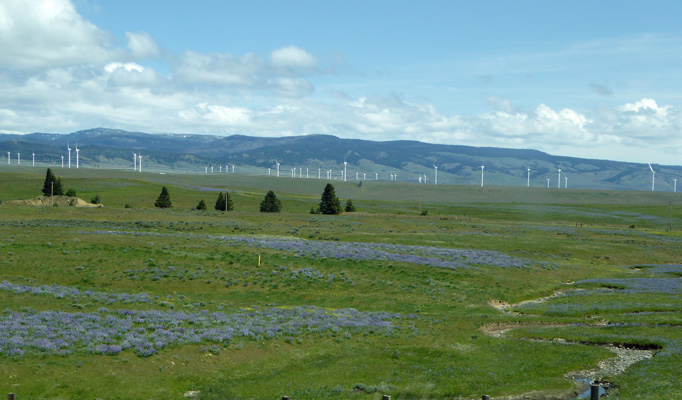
[648,163,654,172]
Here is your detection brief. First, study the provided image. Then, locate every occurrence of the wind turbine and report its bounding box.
[434,165,438,185]
[67,143,71,168]
[32,152,35,167]
[205,166,208,174]
[232,165,235,173]
[7,152,9,165]
[276,161,280,177]
[211,166,214,174]
[318,168,321,179]
[480,166,485,187]
[375,172,378,180]
[527,168,531,187]
[344,161,347,182]
[133,153,137,171]
[219,166,222,173]
[557,168,561,188]
[138,154,142,173]
[546,178,550,188]
[649,163,655,191]
[75,144,79,168]
[17,153,20,165]
[355,172,358,180]
[61,155,64,168]
[307,168,309,179]
[565,176,568,189]
[363,172,366,180]
[674,178,677,193]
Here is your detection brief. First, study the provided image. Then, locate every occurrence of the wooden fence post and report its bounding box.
[590,385,599,400]
[282,396,290,400]
[382,396,391,400]
[8,394,16,400]
[482,396,490,400]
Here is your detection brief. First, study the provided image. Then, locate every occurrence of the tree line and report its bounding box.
[154,183,355,214]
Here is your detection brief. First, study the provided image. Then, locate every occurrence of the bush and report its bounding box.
[66,188,77,197]
[124,204,131,209]
[196,199,207,210]
[154,186,172,208]
[90,194,101,205]
[259,191,282,213]
[345,199,356,212]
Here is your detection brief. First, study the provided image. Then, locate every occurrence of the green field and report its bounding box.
[1,166,681,399]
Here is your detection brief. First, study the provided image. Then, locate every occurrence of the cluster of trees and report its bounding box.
[313,183,355,214]
[42,168,101,204]
[154,183,356,215]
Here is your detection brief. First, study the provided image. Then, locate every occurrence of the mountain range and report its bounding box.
[1,128,680,191]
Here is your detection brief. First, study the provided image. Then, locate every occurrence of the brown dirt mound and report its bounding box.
[1,196,103,208]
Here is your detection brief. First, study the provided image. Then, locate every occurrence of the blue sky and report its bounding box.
[2,0,682,165]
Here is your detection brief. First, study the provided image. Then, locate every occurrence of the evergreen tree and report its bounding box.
[215,191,234,211]
[53,177,64,196]
[196,199,207,210]
[319,183,341,215]
[259,190,282,213]
[41,168,59,196]
[154,186,172,208]
[345,199,357,212]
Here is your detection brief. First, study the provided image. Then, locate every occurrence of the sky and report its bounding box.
[1,0,682,165]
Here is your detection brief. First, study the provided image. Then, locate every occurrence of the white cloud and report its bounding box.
[270,46,318,68]
[0,0,114,69]
[126,31,161,59]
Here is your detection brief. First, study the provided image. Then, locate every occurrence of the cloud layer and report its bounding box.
[0,0,680,165]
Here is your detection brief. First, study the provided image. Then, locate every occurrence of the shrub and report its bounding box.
[196,199,207,210]
[124,204,131,209]
[345,199,356,212]
[66,188,77,197]
[90,194,101,205]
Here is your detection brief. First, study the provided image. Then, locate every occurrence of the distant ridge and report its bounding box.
[1,128,680,191]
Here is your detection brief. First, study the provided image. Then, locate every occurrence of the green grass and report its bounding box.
[0,168,681,399]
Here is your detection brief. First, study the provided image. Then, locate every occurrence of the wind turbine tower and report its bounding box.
[7,152,9,165]
[61,155,64,168]
[133,153,137,171]
[75,144,79,168]
[565,176,568,189]
[527,168,531,187]
[344,161,347,182]
[67,143,71,168]
[434,165,438,184]
[673,178,677,193]
[480,166,485,187]
[546,178,550,188]
[32,152,35,167]
[276,161,280,177]
[17,153,20,165]
[558,168,561,188]
[649,163,655,191]
[138,154,142,173]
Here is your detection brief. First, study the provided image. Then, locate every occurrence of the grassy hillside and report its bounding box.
[0,168,681,399]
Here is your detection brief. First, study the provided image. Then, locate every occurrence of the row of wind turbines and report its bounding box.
[6,143,82,169]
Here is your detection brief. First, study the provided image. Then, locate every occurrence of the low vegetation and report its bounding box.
[0,167,680,399]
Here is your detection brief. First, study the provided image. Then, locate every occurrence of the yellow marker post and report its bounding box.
[258,254,261,267]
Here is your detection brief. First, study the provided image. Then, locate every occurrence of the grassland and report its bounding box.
[0,165,681,399]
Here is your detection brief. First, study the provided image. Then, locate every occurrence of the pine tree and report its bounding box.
[154,186,172,208]
[215,192,225,211]
[42,168,58,196]
[319,183,341,215]
[345,199,357,212]
[259,190,282,213]
[196,199,207,210]
[53,177,64,196]
[215,192,234,211]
